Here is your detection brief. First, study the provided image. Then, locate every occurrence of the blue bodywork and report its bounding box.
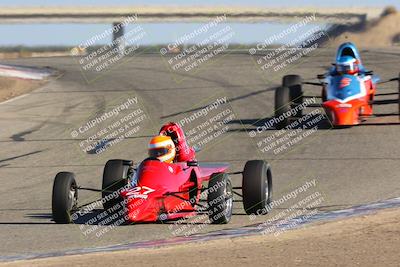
[329,42,366,74]
[327,74,363,101]
[325,42,380,101]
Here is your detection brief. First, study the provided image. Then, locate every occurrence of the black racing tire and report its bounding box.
[274,86,291,129]
[207,173,233,224]
[102,159,129,211]
[242,160,273,215]
[322,86,327,103]
[52,172,78,224]
[398,72,400,118]
[283,75,303,117]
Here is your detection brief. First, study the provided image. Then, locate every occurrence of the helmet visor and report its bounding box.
[337,62,357,74]
[149,147,170,158]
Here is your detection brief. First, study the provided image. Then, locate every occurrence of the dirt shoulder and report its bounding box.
[3,208,400,267]
[0,77,45,103]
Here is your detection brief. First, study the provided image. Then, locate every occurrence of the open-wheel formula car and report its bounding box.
[274,42,400,129]
[51,122,273,225]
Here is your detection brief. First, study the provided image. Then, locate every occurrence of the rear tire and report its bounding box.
[242,160,272,215]
[275,86,291,129]
[207,173,233,224]
[52,172,78,224]
[283,75,303,116]
[102,159,129,211]
[322,86,327,103]
[397,72,400,118]
[275,75,303,129]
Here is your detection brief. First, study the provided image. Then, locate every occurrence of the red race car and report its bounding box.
[52,122,273,224]
[274,42,400,128]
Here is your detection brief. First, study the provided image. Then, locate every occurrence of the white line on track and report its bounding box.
[0,93,29,106]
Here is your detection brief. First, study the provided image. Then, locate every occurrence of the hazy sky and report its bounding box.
[0,22,329,46]
[0,0,399,7]
[0,0,397,46]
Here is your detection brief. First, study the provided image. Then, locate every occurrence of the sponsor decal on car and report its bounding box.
[339,77,351,88]
[125,186,155,199]
[336,103,352,108]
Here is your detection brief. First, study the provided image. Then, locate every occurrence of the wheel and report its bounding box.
[322,86,327,103]
[274,86,291,129]
[283,75,303,117]
[102,159,129,211]
[325,109,335,126]
[52,172,78,224]
[207,173,233,224]
[242,160,272,215]
[275,75,303,129]
[398,72,400,117]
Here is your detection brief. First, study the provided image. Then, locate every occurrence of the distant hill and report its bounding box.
[331,7,400,47]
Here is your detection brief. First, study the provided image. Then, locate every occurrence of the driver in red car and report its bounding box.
[148,135,176,163]
[156,122,196,162]
[137,123,195,187]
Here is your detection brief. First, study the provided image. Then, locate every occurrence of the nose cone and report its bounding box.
[333,109,357,125]
[125,197,161,222]
[323,100,360,126]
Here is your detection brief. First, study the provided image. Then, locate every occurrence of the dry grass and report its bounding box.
[0,77,45,103]
[332,12,400,47]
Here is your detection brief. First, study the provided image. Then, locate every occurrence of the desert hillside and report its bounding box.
[331,7,400,47]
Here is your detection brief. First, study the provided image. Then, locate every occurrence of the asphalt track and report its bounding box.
[0,48,399,258]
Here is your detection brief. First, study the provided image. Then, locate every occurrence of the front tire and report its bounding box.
[52,172,78,224]
[242,160,272,215]
[207,173,233,224]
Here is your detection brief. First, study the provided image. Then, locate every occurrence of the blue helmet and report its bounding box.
[336,56,359,75]
[335,42,361,63]
[335,42,365,73]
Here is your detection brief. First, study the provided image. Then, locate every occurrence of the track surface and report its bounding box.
[0,48,399,257]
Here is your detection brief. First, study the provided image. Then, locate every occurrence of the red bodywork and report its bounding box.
[120,122,228,222]
[120,160,229,222]
[322,76,376,126]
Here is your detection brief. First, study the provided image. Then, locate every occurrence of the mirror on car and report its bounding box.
[193,145,201,153]
[364,70,374,75]
[187,161,198,167]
